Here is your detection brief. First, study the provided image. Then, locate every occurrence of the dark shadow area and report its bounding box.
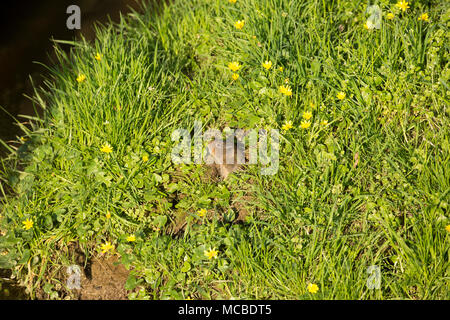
[0,0,143,156]
[0,269,28,300]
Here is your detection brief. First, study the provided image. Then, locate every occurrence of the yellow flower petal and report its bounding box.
[197,209,207,217]
[94,53,103,61]
[307,283,319,294]
[300,120,311,129]
[234,20,245,30]
[302,111,313,120]
[76,74,86,83]
[228,62,242,72]
[100,143,113,153]
[279,85,293,96]
[22,218,33,230]
[418,13,429,22]
[282,121,293,131]
[262,60,272,70]
[100,241,115,253]
[395,1,410,12]
[204,247,219,259]
[336,91,346,100]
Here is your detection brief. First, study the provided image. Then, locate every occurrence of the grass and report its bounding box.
[0,0,449,299]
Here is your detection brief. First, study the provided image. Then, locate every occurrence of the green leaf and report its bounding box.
[311,59,321,75]
[125,274,138,290]
[0,255,15,269]
[196,196,211,207]
[43,283,54,295]
[43,215,53,230]
[0,233,20,248]
[154,215,168,227]
[193,244,207,262]
[166,183,178,193]
[153,173,163,183]
[218,259,230,273]
[176,272,186,282]
[224,209,236,222]
[181,261,191,273]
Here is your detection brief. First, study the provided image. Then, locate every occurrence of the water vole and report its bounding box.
[207,138,246,179]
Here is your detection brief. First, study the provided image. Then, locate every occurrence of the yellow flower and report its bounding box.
[20,136,29,142]
[336,91,346,100]
[126,235,136,242]
[106,212,111,219]
[204,247,219,260]
[418,13,429,22]
[386,13,395,20]
[94,52,103,61]
[395,1,410,12]
[22,218,33,230]
[262,60,272,70]
[302,111,313,120]
[228,61,242,72]
[446,225,450,233]
[142,154,149,162]
[229,0,237,3]
[76,74,86,83]
[300,120,311,129]
[281,120,293,131]
[284,78,289,84]
[279,85,293,96]
[197,208,207,217]
[320,119,329,126]
[364,21,375,30]
[100,241,114,254]
[307,283,319,294]
[232,73,239,81]
[234,20,245,30]
[278,66,284,72]
[100,143,113,153]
